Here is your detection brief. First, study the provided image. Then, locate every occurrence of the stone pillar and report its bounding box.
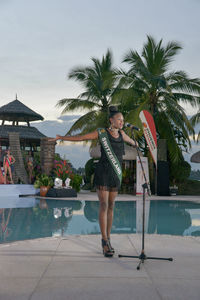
[40,138,56,175]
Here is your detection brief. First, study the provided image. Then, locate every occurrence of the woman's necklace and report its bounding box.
[108,127,119,137]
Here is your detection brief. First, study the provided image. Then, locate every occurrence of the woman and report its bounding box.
[50,106,137,257]
[27,151,34,183]
[0,147,4,184]
[3,149,15,184]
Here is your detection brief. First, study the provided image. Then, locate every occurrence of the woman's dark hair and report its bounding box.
[109,106,120,119]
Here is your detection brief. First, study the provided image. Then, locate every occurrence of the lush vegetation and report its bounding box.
[54,159,72,182]
[56,50,117,146]
[56,35,200,186]
[117,36,200,162]
[189,169,200,181]
[178,179,200,195]
[31,154,83,192]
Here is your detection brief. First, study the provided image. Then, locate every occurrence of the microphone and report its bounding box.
[124,122,140,131]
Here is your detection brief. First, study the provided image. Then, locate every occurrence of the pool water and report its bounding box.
[0,198,200,244]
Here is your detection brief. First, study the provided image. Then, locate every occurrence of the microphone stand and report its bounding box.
[118,127,173,270]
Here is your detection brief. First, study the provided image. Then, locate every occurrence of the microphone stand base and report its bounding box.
[118,252,173,270]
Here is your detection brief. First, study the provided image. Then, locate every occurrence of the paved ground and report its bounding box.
[0,233,200,300]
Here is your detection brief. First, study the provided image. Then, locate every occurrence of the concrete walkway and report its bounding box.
[0,234,200,300]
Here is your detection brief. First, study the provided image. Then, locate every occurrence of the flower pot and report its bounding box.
[40,186,50,197]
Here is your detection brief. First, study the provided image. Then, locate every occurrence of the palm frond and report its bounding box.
[156,111,183,163]
[56,98,98,114]
[190,111,200,127]
[66,110,99,135]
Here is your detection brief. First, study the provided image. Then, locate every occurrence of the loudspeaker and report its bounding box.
[157,161,170,196]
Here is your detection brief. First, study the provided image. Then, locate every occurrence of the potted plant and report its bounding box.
[34,174,54,197]
[54,159,72,186]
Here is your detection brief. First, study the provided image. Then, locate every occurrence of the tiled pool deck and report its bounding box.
[1,192,200,300]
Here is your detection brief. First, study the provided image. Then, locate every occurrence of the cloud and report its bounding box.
[57,115,81,122]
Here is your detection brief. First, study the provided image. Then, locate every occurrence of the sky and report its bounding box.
[0,0,200,169]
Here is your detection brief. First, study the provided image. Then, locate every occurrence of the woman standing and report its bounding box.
[3,149,15,184]
[27,151,34,183]
[0,147,4,184]
[50,106,137,257]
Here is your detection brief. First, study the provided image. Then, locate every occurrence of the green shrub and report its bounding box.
[178,179,200,195]
[70,174,82,192]
[169,159,191,185]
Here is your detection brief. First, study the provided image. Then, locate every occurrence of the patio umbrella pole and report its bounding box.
[118,128,173,270]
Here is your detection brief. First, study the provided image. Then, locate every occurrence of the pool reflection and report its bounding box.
[0,199,200,244]
[0,200,82,243]
[84,201,136,234]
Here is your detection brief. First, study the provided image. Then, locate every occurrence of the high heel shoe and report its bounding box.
[107,237,115,254]
[101,239,113,257]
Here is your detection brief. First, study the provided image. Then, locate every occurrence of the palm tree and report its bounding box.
[56,49,118,140]
[190,111,200,141]
[117,35,200,163]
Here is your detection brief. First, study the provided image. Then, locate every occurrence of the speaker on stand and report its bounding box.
[157,139,170,196]
[157,161,170,196]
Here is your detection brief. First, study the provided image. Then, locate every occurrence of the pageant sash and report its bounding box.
[98,128,122,184]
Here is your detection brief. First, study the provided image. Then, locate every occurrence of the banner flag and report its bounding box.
[139,110,157,167]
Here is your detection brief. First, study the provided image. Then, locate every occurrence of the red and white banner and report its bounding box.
[139,110,157,167]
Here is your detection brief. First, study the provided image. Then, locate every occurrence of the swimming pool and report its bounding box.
[0,198,200,244]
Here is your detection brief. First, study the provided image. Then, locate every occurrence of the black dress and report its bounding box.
[94,128,125,191]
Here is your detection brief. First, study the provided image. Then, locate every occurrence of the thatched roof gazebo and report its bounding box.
[0,96,46,150]
[0,97,44,125]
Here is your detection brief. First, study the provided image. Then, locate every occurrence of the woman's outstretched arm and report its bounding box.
[49,130,98,142]
[120,130,138,147]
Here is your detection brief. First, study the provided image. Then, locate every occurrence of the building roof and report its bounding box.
[90,144,143,160]
[0,125,46,140]
[191,151,200,163]
[0,99,44,122]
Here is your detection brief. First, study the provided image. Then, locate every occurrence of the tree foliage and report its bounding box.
[56,49,118,143]
[116,35,200,163]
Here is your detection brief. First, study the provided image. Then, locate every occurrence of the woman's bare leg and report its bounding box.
[3,166,7,184]
[8,167,13,183]
[97,189,109,240]
[107,191,118,239]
